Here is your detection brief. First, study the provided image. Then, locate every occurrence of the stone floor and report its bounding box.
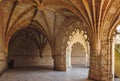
[114,78,120,81]
[0,66,93,81]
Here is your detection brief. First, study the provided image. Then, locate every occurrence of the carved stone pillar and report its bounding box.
[89,38,113,81]
[88,34,101,81]
[100,39,113,81]
[88,49,101,80]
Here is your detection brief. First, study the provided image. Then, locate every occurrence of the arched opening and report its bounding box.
[66,28,90,79]
[8,27,54,70]
[113,25,120,81]
[71,42,89,67]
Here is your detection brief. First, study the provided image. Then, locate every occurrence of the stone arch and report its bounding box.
[5,24,50,55]
[100,16,120,81]
[8,27,53,68]
[107,19,120,80]
[67,29,89,53]
[66,28,89,69]
[8,27,50,57]
[54,19,90,71]
[108,19,120,39]
[56,20,89,54]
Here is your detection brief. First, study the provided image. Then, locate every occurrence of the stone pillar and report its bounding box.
[88,49,101,80]
[89,37,113,81]
[0,28,8,74]
[52,38,72,71]
[0,11,8,75]
[85,53,88,67]
[66,46,72,71]
[88,34,101,81]
[53,55,66,71]
[99,39,113,81]
[53,48,72,71]
[0,50,8,75]
[51,43,67,71]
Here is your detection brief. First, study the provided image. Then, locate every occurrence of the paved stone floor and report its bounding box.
[114,78,120,81]
[0,67,93,81]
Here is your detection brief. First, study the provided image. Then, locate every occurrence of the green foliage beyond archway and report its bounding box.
[115,44,120,78]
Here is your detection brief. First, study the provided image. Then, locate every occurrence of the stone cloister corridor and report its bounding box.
[0,67,92,81]
[0,0,120,81]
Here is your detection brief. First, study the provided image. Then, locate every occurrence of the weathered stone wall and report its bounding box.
[0,51,7,75]
[0,5,8,75]
[71,43,88,67]
[8,37,53,67]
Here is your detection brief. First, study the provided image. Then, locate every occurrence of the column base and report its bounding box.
[54,66,66,71]
[66,66,72,71]
[54,65,72,71]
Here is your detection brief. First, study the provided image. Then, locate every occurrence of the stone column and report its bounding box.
[99,39,113,81]
[51,43,67,71]
[89,37,113,81]
[85,53,88,67]
[52,40,72,71]
[66,46,72,71]
[53,48,71,71]
[0,12,8,75]
[53,55,66,71]
[88,49,101,80]
[0,49,8,75]
[88,34,101,81]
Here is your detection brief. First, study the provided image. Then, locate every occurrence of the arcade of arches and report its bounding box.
[0,0,120,81]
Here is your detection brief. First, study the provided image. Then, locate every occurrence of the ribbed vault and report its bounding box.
[9,27,48,58]
[0,0,120,81]
[0,0,119,48]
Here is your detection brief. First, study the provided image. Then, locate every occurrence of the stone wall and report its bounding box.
[71,43,89,67]
[0,50,7,75]
[8,37,53,68]
[0,9,7,75]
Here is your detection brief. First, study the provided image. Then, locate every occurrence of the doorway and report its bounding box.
[66,29,90,79]
[114,25,120,81]
[71,42,89,68]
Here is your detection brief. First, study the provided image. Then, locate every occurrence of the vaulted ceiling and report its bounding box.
[9,27,48,57]
[0,0,120,45]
